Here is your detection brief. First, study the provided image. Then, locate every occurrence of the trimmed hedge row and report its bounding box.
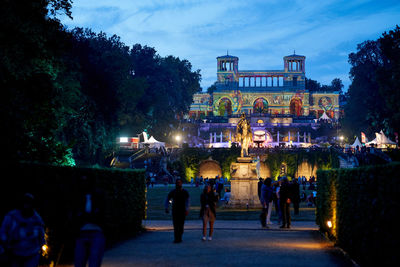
[0,162,146,264]
[316,162,400,266]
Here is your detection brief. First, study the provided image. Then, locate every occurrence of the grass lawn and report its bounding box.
[145,185,316,221]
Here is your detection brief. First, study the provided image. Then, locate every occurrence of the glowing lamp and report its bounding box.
[175,135,181,142]
[42,244,48,252]
[120,137,128,143]
[339,136,344,141]
[327,220,332,228]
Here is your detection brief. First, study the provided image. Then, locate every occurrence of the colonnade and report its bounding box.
[287,60,304,72]
[208,131,312,144]
[239,76,284,87]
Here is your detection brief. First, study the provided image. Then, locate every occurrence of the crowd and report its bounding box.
[0,175,107,267]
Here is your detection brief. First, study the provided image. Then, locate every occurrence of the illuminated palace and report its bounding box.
[190,53,339,119]
[186,53,340,147]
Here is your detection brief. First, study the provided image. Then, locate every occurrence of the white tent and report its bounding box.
[144,136,165,148]
[366,130,396,148]
[351,137,362,148]
[139,132,165,148]
[379,130,396,145]
[318,112,332,121]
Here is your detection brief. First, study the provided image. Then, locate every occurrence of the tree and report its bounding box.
[343,25,400,138]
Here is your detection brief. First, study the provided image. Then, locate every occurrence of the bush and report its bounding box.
[0,162,146,264]
[316,162,400,266]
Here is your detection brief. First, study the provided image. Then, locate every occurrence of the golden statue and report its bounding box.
[236,113,253,157]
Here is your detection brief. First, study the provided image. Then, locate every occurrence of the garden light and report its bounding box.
[175,135,181,142]
[327,220,332,228]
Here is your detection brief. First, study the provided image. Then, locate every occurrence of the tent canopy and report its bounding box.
[318,112,332,121]
[351,137,362,147]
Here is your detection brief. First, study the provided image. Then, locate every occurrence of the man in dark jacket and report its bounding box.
[165,179,190,243]
[291,179,300,215]
[279,177,292,228]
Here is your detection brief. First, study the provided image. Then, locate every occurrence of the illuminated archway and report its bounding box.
[253,98,269,114]
[218,98,232,116]
[290,98,303,116]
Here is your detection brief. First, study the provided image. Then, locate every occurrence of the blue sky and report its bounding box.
[61,0,400,91]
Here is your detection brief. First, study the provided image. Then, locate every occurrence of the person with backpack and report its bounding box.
[0,193,45,267]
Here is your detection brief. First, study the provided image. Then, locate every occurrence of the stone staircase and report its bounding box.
[338,155,358,168]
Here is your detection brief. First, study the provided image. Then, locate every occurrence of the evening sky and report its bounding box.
[61,0,400,91]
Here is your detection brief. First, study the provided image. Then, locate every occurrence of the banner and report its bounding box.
[361,132,366,143]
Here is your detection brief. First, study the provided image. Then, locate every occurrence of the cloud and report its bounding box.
[62,0,400,90]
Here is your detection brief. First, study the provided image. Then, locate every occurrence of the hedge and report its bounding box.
[0,162,146,264]
[316,162,400,266]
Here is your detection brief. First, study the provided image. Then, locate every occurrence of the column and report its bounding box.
[220,132,223,143]
[210,133,212,144]
[297,132,300,143]
[277,76,279,87]
[214,132,217,143]
[288,131,291,143]
[277,131,280,143]
[304,132,306,143]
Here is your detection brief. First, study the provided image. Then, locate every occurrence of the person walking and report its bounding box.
[257,178,263,201]
[0,193,45,267]
[279,177,292,229]
[165,179,190,243]
[73,175,106,267]
[200,185,218,241]
[291,179,300,215]
[273,181,282,225]
[259,178,273,228]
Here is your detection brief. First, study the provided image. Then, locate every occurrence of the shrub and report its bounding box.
[0,162,146,264]
[316,162,400,266]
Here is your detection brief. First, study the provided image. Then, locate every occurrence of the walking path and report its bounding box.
[99,220,355,267]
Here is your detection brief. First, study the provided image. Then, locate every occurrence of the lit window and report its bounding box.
[120,137,128,143]
[257,119,264,124]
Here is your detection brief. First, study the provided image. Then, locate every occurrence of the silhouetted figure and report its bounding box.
[165,179,190,243]
[260,178,273,228]
[200,185,218,241]
[279,177,292,228]
[73,175,106,267]
[291,179,300,215]
[0,193,45,267]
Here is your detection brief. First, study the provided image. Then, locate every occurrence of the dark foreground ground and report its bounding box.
[94,220,355,267]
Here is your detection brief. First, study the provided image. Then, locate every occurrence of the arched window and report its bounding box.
[218,98,232,116]
[290,98,303,116]
[253,98,269,114]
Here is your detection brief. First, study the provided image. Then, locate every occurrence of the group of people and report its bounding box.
[0,175,107,267]
[165,179,219,243]
[258,176,301,229]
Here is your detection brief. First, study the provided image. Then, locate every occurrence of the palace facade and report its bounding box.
[189,53,339,120]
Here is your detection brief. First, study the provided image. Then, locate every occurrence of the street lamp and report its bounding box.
[339,136,344,147]
[175,135,182,148]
